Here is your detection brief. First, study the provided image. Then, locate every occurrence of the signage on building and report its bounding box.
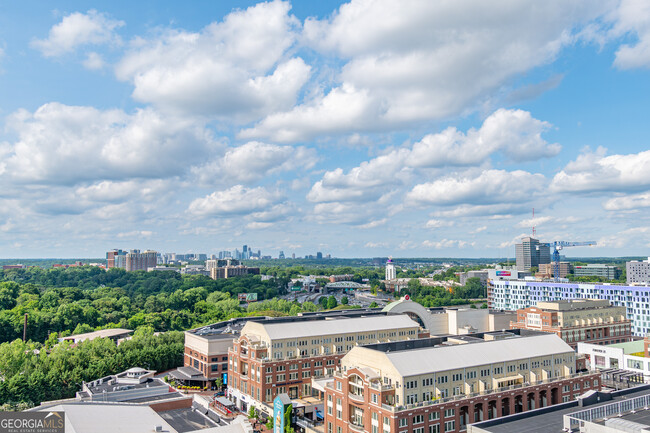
[238,293,258,302]
[273,395,291,433]
[496,271,512,277]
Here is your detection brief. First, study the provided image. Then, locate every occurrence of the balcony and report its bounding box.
[349,392,365,403]
[349,422,365,432]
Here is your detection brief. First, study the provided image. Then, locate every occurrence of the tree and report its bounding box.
[340,296,348,305]
[327,296,337,309]
[248,406,257,419]
[369,301,378,308]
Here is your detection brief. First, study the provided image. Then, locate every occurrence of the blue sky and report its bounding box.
[1,0,650,259]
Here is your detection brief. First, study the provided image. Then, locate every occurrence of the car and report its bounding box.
[214,391,225,397]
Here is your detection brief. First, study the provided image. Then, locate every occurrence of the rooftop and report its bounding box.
[352,330,573,377]
[61,328,132,342]
[86,377,165,395]
[470,385,650,433]
[258,314,420,340]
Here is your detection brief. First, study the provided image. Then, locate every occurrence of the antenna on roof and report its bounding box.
[532,208,536,238]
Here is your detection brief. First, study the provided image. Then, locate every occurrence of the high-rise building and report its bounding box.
[278,251,285,259]
[316,251,323,260]
[385,257,396,280]
[626,258,650,285]
[125,249,158,272]
[515,237,550,271]
[106,249,127,269]
[292,253,296,259]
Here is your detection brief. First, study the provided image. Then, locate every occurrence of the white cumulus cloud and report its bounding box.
[32,10,124,57]
[188,185,283,217]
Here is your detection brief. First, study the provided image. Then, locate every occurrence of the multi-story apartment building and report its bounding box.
[509,299,632,349]
[324,330,599,433]
[627,258,650,285]
[574,264,621,280]
[515,237,550,272]
[106,249,127,269]
[488,279,650,336]
[125,249,158,271]
[538,262,570,278]
[207,259,260,279]
[227,315,421,411]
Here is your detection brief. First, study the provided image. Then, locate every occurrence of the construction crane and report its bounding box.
[539,241,597,280]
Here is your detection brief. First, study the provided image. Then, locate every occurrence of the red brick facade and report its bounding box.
[228,335,342,407]
[324,368,600,433]
[184,346,229,379]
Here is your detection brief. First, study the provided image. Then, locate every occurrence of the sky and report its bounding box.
[1,0,650,259]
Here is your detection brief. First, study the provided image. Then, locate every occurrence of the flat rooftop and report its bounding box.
[61,328,132,341]
[87,377,166,394]
[158,407,218,433]
[471,385,650,433]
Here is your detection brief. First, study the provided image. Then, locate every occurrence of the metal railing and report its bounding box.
[564,393,650,431]
[379,371,597,413]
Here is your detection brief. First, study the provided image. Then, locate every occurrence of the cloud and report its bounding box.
[357,219,387,229]
[364,242,388,248]
[308,109,555,204]
[188,185,283,217]
[425,219,454,229]
[116,230,154,238]
[551,147,650,193]
[598,226,650,248]
[516,216,554,228]
[82,51,105,70]
[115,1,309,121]
[242,0,609,141]
[406,108,560,166]
[32,10,124,57]
[407,169,546,206]
[194,141,317,185]
[422,239,474,249]
[611,0,650,69]
[2,103,216,185]
[604,192,650,210]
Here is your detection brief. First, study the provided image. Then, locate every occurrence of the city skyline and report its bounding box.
[1,1,650,258]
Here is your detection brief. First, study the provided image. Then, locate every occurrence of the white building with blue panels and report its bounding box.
[489,280,650,336]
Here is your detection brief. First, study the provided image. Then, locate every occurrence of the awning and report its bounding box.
[169,366,208,381]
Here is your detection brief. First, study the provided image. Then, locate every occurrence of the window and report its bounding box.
[422,377,434,387]
[328,423,332,433]
[266,376,272,384]
[437,376,448,384]
[466,371,476,379]
[451,373,462,382]
[429,425,440,433]
[302,371,311,379]
[290,364,298,370]
[414,428,424,433]
[399,418,408,427]
[372,394,378,404]
[289,372,298,380]
[277,365,286,372]
[562,385,569,393]
[266,367,273,373]
[573,383,580,390]
[384,417,390,425]
[336,381,342,391]
[276,374,285,382]
[444,421,455,432]
[429,412,439,421]
[413,415,423,424]
[444,409,454,418]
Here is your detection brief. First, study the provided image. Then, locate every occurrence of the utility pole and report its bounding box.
[23,313,28,342]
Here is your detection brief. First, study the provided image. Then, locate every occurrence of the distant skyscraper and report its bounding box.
[316,252,323,260]
[292,253,296,259]
[385,257,396,280]
[515,237,550,272]
[279,251,285,259]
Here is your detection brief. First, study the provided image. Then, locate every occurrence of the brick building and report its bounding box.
[510,299,632,349]
[227,315,421,411]
[324,330,600,433]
